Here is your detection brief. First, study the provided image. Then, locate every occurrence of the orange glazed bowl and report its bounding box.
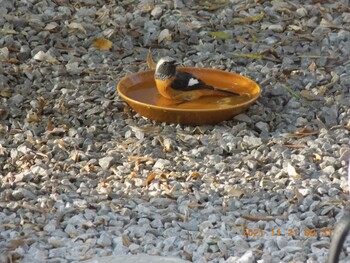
[117,67,260,125]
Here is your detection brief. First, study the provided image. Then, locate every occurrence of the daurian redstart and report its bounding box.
[154,57,239,102]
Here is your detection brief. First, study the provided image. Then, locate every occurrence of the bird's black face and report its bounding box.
[154,57,177,80]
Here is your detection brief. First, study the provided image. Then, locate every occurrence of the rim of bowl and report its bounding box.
[117,68,261,113]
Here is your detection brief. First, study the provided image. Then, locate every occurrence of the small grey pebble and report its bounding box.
[255,121,269,133]
[97,232,112,247]
[99,156,116,170]
[243,136,262,147]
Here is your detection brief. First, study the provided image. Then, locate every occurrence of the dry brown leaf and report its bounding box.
[312,153,322,162]
[44,127,66,136]
[321,200,346,206]
[282,144,306,149]
[232,12,265,24]
[247,30,258,43]
[0,58,20,64]
[183,251,193,262]
[81,163,95,173]
[72,149,79,162]
[26,135,36,145]
[122,234,131,247]
[241,212,288,221]
[129,156,153,171]
[147,50,156,70]
[134,161,140,172]
[92,38,112,51]
[8,129,22,135]
[288,24,303,31]
[320,18,342,29]
[8,173,15,185]
[164,193,178,200]
[61,124,69,131]
[276,7,293,14]
[164,185,176,194]
[309,61,317,73]
[36,152,49,159]
[37,97,46,115]
[209,31,231,39]
[186,172,201,181]
[259,177,273,188]
[294,187,303,203]
[318,72,339,95]
[227,188,245,198]
[27,111,40,123]
[103,28,115,39]
[232,53,262,60]
[163,138,172,153]
[192,1,229,11]
[159,173,169,180]
[57,140,65,149]
[56,98,68,114]
[67,22,86,33]
[236,35,250,45]
[47,121,54,131]
[21,61,33,71]
[96,10,108,20]
[56,43,75,51]
[140,2,154,13]
[300,90,322,101]
[20,154,35,165]
[145,172,156,187]
[188,202,205,208]
[0,88,11,98]
[6,239,26,250]
[6,252,22,262]
[1,28,18,34]
[98,178,110,188]
[288,127,319,138]
[128,172,138,179]
[129,156,153,163]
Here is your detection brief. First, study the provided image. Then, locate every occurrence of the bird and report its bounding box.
[154,57,240,102]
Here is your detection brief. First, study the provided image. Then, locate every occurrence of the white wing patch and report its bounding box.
[188,78,199,86]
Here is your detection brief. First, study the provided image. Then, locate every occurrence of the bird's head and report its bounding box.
[154,57,178,80]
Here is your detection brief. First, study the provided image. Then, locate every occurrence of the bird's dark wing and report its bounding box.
[171,70,239,96]
[171,70,211,91]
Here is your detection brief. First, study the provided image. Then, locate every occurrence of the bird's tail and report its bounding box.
[208,86,240,96]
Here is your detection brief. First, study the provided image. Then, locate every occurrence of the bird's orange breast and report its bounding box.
[155,76,177,99]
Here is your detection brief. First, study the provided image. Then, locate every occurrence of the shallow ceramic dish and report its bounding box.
[117,67,260,125]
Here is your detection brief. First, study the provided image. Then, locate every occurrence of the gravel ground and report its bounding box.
[1,0,350,262]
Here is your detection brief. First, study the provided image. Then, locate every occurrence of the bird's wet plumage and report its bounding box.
[154,57,239,102]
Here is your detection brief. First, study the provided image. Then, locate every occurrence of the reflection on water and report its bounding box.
[126,85,253,110]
